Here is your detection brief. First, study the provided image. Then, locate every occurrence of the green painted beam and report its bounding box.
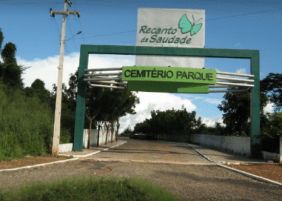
[73,47,88,151]
[250,52,262,159]
[81,45,256,58]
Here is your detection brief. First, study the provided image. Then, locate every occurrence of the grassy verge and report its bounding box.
[0,172,185,201]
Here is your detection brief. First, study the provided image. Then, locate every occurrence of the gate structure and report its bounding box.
[73,45,261,159]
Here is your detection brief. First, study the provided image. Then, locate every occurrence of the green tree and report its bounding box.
[0,41,24,89]
[260,73,282,113]
[24,79,51,109]
[64,68,139,146]
[217,86,268,136]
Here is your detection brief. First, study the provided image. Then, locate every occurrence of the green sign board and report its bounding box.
[127,81,209,93]
[122,66,216,84]
[122,66,216,93]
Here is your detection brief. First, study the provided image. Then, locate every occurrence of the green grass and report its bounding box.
[0,83,73,162]
[0,171,185,201]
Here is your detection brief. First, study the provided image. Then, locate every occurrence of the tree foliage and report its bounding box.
[133,106,203,139]
[260,73,282,112]
[0,29,25,89]
[217,86,269,137]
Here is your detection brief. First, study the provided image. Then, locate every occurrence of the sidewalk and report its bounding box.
[186,143,274,165]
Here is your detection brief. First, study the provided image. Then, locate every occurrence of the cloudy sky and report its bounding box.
[1,0,281,133]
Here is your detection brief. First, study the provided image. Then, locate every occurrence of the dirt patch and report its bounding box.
[0,155,72,170]
[225,164,282,184]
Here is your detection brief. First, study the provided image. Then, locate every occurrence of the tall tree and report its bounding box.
[0,42,23,88]
[260,73,282,113]
[217,86,269,136]
[0,29,29,89]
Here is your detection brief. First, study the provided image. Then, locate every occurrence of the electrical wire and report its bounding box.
[71,6,282,41]
[78,18,86,44]
[0,1,62,4]
[67,17,79,52]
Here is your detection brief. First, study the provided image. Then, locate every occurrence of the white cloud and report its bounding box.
[204,98,221,104]
[263,99,275,115]
[195,115,226,128]
[18,53,136,92]
[119,92,197,133]
[235,43,242,47]
[18,52,81,92]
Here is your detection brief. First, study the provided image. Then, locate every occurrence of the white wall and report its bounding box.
[83,129,117,148]
[189,134,251,156]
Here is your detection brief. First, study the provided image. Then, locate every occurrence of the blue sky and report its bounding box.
[0,0,281,133]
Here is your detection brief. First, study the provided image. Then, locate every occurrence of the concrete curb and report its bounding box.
[0,157,79,172]
[58,141,128,158]
[186,143,282,187]
[216,164,282,187]
[0,141,127,172]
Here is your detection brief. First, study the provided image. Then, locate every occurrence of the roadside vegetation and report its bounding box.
[0,173,184,201]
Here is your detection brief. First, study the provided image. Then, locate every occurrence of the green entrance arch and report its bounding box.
[73,45,261,159]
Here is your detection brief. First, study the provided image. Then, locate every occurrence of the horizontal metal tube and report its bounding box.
[88,81,128,85]
[85,67,122,72]
[209,89,250,93]
[90,84,125,89]
[209,85,240,88]
[216,71,254,78]
[216,81,254,87]
[85,72,122,77]
[216,76,254,83]
[84,78,122,81]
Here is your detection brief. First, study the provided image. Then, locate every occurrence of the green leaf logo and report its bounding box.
[179,14,203,36]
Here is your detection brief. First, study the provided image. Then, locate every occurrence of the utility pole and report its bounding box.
[50,0,80,156]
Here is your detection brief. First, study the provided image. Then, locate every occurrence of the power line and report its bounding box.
[0,1,61,4]
[72,6,282,41]
[66,17,79,52]
[78,18,86,44]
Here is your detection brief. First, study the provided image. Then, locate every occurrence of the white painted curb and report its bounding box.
[0,141,127,172]
[216,164,282,187]
[58,141,127,158]
[0,158,79,172]
[186,143,282,187]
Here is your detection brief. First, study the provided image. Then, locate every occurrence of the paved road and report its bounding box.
[78,138,282,200]
[1,138,281,200]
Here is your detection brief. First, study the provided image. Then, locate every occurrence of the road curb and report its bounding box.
[59,141,128,158]
[0,141,127,172]
[186,143,282,187]
[0,157,79,172]
[216,164,282,187]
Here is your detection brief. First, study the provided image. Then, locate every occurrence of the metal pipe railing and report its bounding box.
[89,84,125,89]
[216,81,254,87]
[84,77,122,81]
[88,80,128,85]
[85,67,122,72]
[85,72,122,77]
[216,70,254,78]
[216,76,254,83]
[208,89,250,93]
[209,85,242,88]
